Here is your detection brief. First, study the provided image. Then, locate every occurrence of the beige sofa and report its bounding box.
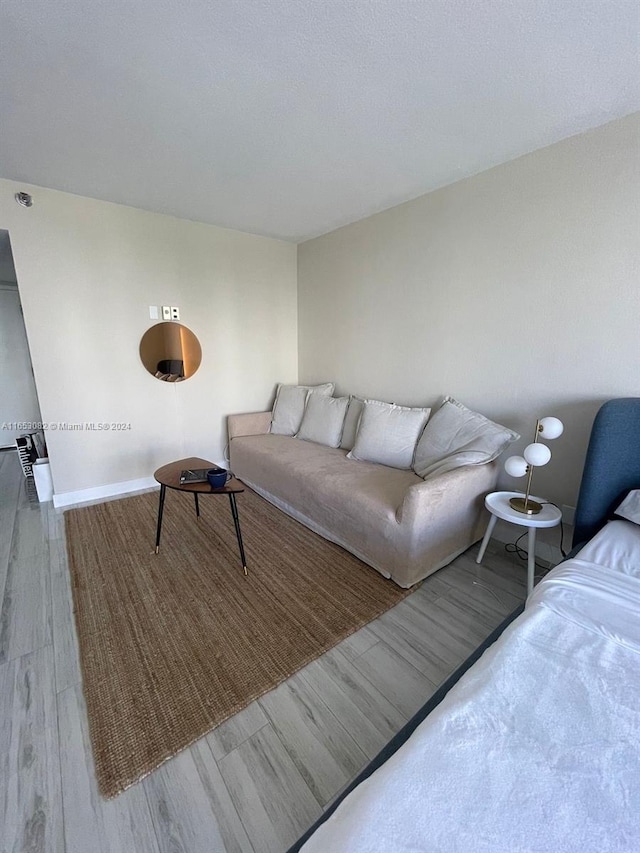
[228,411,498,588]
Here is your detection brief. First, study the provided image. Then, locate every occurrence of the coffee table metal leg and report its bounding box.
[194,492,200,519]
[155,484,166,554]
[228,493,248,575]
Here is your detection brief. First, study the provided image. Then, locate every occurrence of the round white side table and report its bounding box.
[476,491,562,597]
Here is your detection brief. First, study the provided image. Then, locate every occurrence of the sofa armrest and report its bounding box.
[397,462,498,526]
[228,411,272,441]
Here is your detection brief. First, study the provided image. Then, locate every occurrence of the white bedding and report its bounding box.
[300,521,640,853]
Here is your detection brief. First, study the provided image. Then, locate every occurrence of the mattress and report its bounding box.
[298,520,640,853]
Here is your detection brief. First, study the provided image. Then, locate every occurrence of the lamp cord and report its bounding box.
[471,578,507,608]
[504,504,569,573]
[542,501,569,559]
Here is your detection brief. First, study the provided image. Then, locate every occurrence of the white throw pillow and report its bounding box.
[297,395,349,448]
[347,399,431,469]
[270,383,335,436]
[614,490,640,525]
[340,395,365,450]
[413,396,519,480]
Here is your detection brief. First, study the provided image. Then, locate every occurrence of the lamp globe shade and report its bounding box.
[524,442,551,467]
[539,416,564,440]
[505,455,528,477]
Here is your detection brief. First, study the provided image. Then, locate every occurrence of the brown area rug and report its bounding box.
[65,486,411,798]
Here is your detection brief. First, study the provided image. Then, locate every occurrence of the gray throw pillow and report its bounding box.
[413,396,519,479]
[270,383,335,435]
[297,395,349,448]
[340,395,365,450]
[347,399,431,469]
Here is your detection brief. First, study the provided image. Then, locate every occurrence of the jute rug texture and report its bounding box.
[65,487,410,798]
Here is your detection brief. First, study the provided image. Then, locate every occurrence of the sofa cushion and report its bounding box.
[270,383,335,436]
[297,395,349,448]
[232,433,419,525]
[413,396,518,479]
[347,399,431,469]
[340,396,365,450]
[229,428,499,588]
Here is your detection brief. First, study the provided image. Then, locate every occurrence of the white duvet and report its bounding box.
[300,521,640,853]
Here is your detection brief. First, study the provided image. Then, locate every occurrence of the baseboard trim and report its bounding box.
[53,476,158,508]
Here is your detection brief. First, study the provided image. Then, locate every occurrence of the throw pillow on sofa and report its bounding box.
[347,399,431,469]
[413,396,519,479]
[270,382,335,435]
[297,394,349,448]
[340,395,365,450]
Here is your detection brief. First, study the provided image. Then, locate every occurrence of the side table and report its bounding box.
[154,456,248,575]
[476,491,562,596]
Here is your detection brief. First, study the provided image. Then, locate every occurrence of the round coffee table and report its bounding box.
[154,456,248,575]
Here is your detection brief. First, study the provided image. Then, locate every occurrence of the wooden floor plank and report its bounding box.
[218,724,322,853]
[331,623,379,661]
[49,526,69,577]
[351,640,438,719]
[47,504,65,546]
[297,646,407,759]
[191,739,256,853]
[58,683,161,853]
[414,571,451,602]
[430,596,501,647]
[0,494,20,602]
[439,575,516,624]
[142,748,228,853]
[206,699,269,762]
[0,570,51,665]
[0,453,22,603]
[6,548,49,594]
[51,563,82,693]
[368,611,459,684]
[0,645,63,853]
[0,451,24,509]
[9,503,48,562]
[456,546,528,598]
[258,673,368,806]
[403,591,489,656]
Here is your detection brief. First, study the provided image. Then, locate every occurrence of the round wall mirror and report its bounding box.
[139,322,202,382]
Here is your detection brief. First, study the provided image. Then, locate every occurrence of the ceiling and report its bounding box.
[1,1,638,242]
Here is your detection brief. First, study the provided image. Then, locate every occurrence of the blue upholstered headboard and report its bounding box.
[572,398,640,549]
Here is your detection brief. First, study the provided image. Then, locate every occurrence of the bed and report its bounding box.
[289,398,640,853]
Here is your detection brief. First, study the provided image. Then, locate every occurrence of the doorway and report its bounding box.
[0,230,43,449]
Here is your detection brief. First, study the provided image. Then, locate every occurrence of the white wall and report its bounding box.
[298,114,640,507]
[0,285,43,446]
[0,179,298,498]
[3,114,637,507]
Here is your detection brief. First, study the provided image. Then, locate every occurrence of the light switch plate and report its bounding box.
[149,305,159,320]
[162,306,171,320]
[170,306,180,320]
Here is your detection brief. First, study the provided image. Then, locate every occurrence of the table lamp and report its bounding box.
[504,416,564,514]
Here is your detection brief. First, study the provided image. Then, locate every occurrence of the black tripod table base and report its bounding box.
[153,457,248,575]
